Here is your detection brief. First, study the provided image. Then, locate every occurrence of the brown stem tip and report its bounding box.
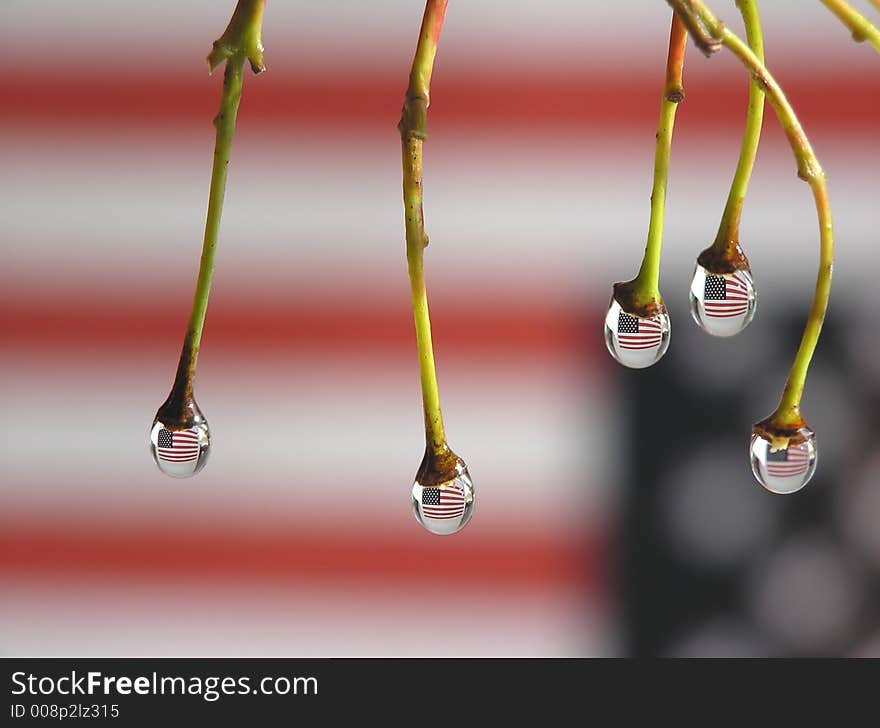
[697,242,751,275]
[416,444,467,487]
[752,415,812,450]
[612,280,667,319]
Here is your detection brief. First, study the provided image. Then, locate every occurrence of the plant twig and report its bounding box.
[614,13,688,317]
[669,0,834,444]
[819,0,880,53]
[157,0,266,428]
[699,0,765,273]
[399,1,464,481]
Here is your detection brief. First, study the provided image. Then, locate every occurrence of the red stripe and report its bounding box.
[4,72,876,133]
[1,299,601,359]
[705,307,749,315]
[619,339,661,349]
[768,458,810,466]
[0,523,603,591]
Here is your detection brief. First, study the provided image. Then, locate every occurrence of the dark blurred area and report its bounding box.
[619,301,880,656]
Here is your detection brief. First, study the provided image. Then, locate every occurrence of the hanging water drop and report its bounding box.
[412,465,475,536]
[604,297,670,369]
[749,428,817,494]
[149,407,211,478]
[689,264,756,337]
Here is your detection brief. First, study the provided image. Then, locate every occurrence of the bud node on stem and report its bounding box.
[399,94,429,141]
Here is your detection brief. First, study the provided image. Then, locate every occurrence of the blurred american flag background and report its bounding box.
[1,0,878,656]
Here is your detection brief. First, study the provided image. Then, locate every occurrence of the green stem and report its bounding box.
[708,0,764,262]
[671,0,834,432]
[819,0,880,53]
[159,0,265,426]
[774,182,833,427]
[623,14,687,314]
[187,57,244,370]
[400,1,449,456]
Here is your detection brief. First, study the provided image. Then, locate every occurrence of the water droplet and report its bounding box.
[149,415,211,478]
[749,428,817,494]
[689,264,756,337]
[412,468,475,536]
[604,297,670,369]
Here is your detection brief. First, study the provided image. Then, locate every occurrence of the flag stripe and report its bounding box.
[617,311,663,350]
[157,428,201,463]
[766,445,811,477]
[703,308,749,317]
[704,271,751,320]
[618,342,661,350]
[422,484,466,519]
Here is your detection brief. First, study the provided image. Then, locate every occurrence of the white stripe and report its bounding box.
[2,136,875,296]
[0,1,850,73]
[0,577,608,657]
[0,352,612,535]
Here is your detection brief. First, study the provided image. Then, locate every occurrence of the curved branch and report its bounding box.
[399,1,464,481]
[614,14,688,318]
[670,0,834,442]
[158,0,267,427]
[699,0,765,273]
[819,0,880,53]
